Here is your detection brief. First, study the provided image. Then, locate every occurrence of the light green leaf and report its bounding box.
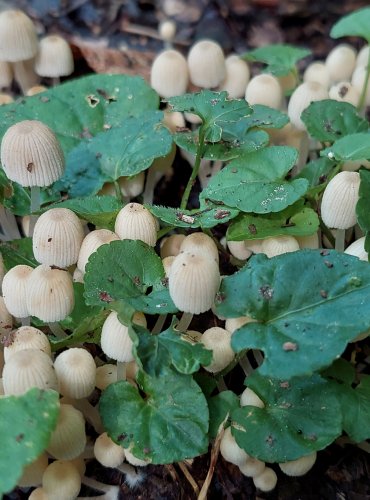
[208,391,239,439]
[0,237,37,270]
[244,44,311,76]
[216,250,370,379]
[321,132,370,162]
[301,100,369,142]
[331,7,370,42]
[202,146,308,214]
[0,388,59,495]
[231,373,342,462]
[99,370,209,464]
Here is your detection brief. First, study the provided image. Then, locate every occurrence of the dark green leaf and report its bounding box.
[331,7,370,42]
[243,105,289,130]
[60,283,104,331]
[99,370,209,464]
[216,250,370,379]
[231,373,342,462]
[0,388,59,495]
[295,157,336,198]
[208,391,239,439]
[322,358,356,385]
[356,169,370,238]
[321,133,370,162]
[0,237,37,269]
[244,44,311,76]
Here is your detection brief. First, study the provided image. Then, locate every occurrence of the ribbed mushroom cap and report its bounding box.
[47,404,86,460]
[245,73,282,109]
[33,208,84,267]
[187,40,226,88]
[77,228,119,273]
[227,240,253,260]
[220,427,249,466]
[94,432,125,468]
[26,265,74,322]
[240,387,265,408]
[303,61,330,89]
[114,202,158,246]
[0,61,13,88]
[42,460,81,500]
[168,251,220,314]
[95,363,117,390]
[279,451,317,476]
[0,10,38,62]
[2,264,33,318]
[200,326,234,373]
[253,467,278,492]
[162,255,175,277]
[345,236,368,261]
[54,348,96,399]
[101,311,147,362]
[160,233,186,258]
[261,236,300,258]
[1,120,64,187]
[2,348,58,395]
[35,35,74,78]
[329,82,359,106]
[17,452,48,487]
[151,49,189,97]
[321,171,360,229]
[239,458,266,478]
[288,81,329,131]
[325,44,357,83]
[218,55,250,98]
[225,316,256,334]
[180,232,219,263]
[4,325,51,362]
[0,296,13,335]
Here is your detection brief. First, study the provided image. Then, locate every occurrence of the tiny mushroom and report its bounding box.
[114,202,158,246]
[279,451,317,476]
[220,427,249,466]
[200,326,234,373]
[35,35,74,82]
[187,39,226,88]
[245,73,283,109]
[150,49,189,97]
[42,460,81,500]
[46,404,87,460]
[2,264,33,319]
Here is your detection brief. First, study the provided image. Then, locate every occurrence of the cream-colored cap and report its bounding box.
[4,325,51,362]
[253,467,278,491]
[225,316,256,334]
[114,202,158,247]
[240,387,265,408]
[180,232,219,263]
[325,44,357,83]
[321,171,360,229]
[35,35,74,78]
[0,10,38,62]
[218,55,250,98]
[77,228,120,273]
[239,457,266,478]
[94,432,125,468]
[47,404,86,460]
[344,236,368,261]
[54,348,96,399]
[220,427,249,466]
[200,326,234,373]
[151,49,189,97]
[261,236,300,258]
[279,451,317,476]
[288,81,329,131]
[329,81,359,107]
[95,363,117,390]
[2,264,33,318]
[303,61,330,89]
[42,460,81,500]
[187,40,226,88]
[160,233,186,258]
[245,73,283,109]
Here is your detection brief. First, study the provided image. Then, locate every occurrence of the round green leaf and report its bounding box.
[321,133,370,162]
[244,44,311,76]
[331,7,370,41]
[99,371,209,464]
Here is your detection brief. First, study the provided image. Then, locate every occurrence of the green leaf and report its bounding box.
[167,90,252,142]
[295,157,336,198]
[46,195,121,230]
[216,250,370,379]
[0,74,159,154]
[331,7,370,42]
[0,237,37,269]
[148,201,239,229]
[231,373,342,462]
[132,321,212,376]
[244,44,311,76]
[321,133,370,162]
[99,370,209,464]
[202,146,309,214]
[322,358,356,386]
[356,169,370,240]
[0,388,59,495]
[301,100,369,142]
[227,202,319,241]
[208,391,239,439]
[243,105,289,130]
[60,283,104,331]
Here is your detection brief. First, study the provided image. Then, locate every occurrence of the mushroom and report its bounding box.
[187,40,226,88]
[240,387,265,408]
[47,404,87,461]
[35,35,74,85]
[253,467,278,492]
[245,73,283,109]
[95,363,117,390]
[42,460,81,500]
[303,61,331,89]
[3,325,51,362]
[218,54,250,98]
[325,44,357,83]
[158,19,177,48]
[344,236,368,261]
[150,49,188,97]
[329,81,360,106]
[288,82,329,131]
[279,451,317,476]
[220,427,249,466]
[160,233,186,259]
[28,487,48,499]
[239,458,266,478]
[179,232,219,263]
[114,203,158,247]
[2,264,33,322]
[200,326,234,373]
[94,432,125,468]
[261,235,300,258]
[77,229,120,274]
[351,65,370,106]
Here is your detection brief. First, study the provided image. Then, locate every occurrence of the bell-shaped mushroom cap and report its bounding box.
[0,61,13,88]
[1,120,64,187]
[47,404,87,460]
[227,240,253,260]
[325,44,357,83]
[279,451,317,476]
[42,460,81,500]
[169,251,220,314]
[288,81,329,131]
[2,264,33,318]
[187,40,226,88]
[220,427,250,466]
[329,81,359,107]
[296,232,320,249]
[162,255,175,277]
[321,171,360,230]
[4,325,51,362]
[114,202,158,246]
[0,10,38,62]
[245,73,283,109]
[151,49,189,97]
[95,363,117,390]
[2,348,58,395]
[35,35,74,78]
[0,296,12,335]
[240,387,265,408]
[303,61,330,89]
[94,432,125,468]
[26,265,74,322]
[33,208,84,267]
[101,311,147,362]
[28,487,48,499]
[17,452,48,487]
[200,326,234,373]
[261,235,300,258]
[218,55,250,98]
[356,45,369,67]
[239,457,266,478]
[160,233,186,259]
[345,236,368,261]
[54,347,96,399]
[77,228,119,273]
[253,467,278,492]
[179,232,219,263]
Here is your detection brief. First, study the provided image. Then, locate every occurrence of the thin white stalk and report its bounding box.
[239,355,254,376]
[80,476,119,500]
[143,169,163,205]
[335,228,346,252]
[151,314,167,334]
[48,322,67,339]
[177,312,193,332]
[29,185,41,236]
[20,316,30,327]
[253,350,264,367]
[71,398,104,434]
[0,205,21,240]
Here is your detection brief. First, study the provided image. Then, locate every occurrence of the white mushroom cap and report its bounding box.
[239,458,266,477]
[17,452,48,487]
[159,19,177,42]
[29,487,49,499]
[1,120,64,187]
[187,40,226,88]
[240,387,265,408]
[114,202,158,246]
[351,65,370,105]
[54,348,96,399]
[0,10,38,62]
[303,61,330,89]
[95,363,117,390]
[296,232,320,249]
[151,49,189,97]
[168,251,220,314]
[162,255,175,277]
[279,451,317,476]
[26,265,74,322]
[163,109,186,133]
[220,427,249,466]
[77,229,120,273]
[218,55,250,98]
[124,448,150,467]
[100,311,147,363]
[33,208,85,267]
[0,296,12,335]
[325,44,357,83]
[42,460,81,500]
[253,466,278,492]
[35,35,74,78]
[329,82,360,107]
[4,325,51,362]
[180,232,219,263]
[225,316,256,334]
[94,432,125,468]
[245,73,283,109]
[261,236,300,258]
[47,404,86,460]
[2,348,58,395]
[344,236,368,261]
[321,171,360,230]
[2,264,33,318]
[200,326,234,373]
[356,45,369,67]
[227,240,253,260]
[160,233,186,258]
[288,81,329,131]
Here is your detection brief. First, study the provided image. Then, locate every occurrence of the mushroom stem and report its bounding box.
[80,476,119,500]
[180,127,206,210]
[239,354,254,376]
[335,228,346,252]
[358,45,370,111]
[116,463,145,487]
[252,350,264,367]
[151,314,167,334]
[70,398,104,434]
[217,377,228,392]
[20,316,30,327]
[52,76,60,87]
[177,312,193,332]
[29,185,41,236]
[117,361,126,381]
[48,322,67,339]
[0,205,21,240]
[143,168,163,205]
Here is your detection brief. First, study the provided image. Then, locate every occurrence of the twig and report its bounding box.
[178,461,200,496]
